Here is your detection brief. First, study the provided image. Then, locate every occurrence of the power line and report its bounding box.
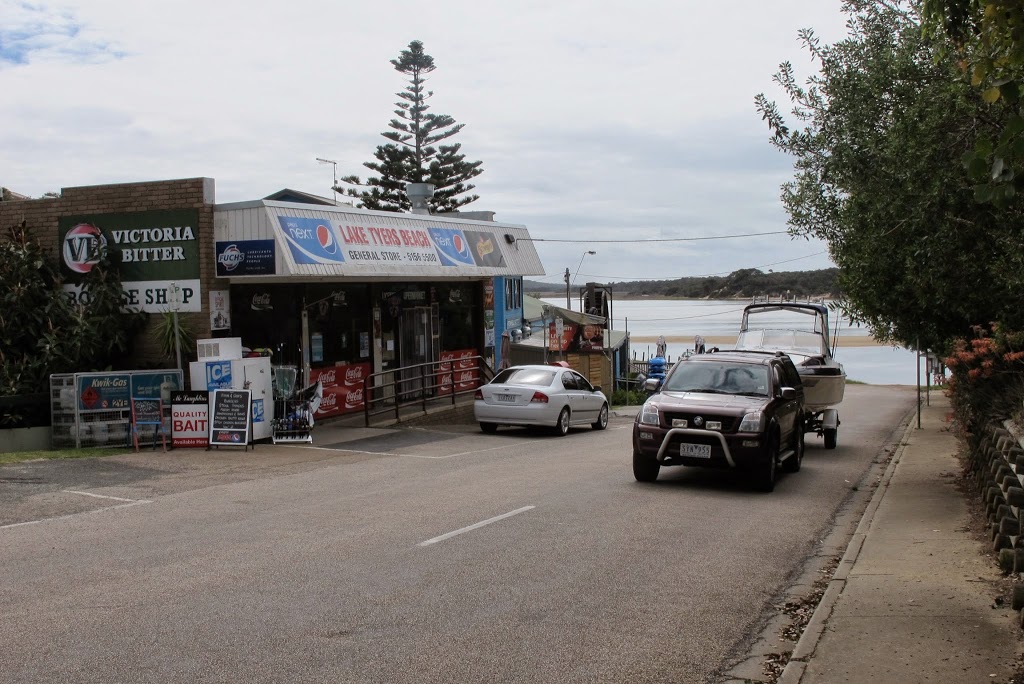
[524,230,789,244]
[527,251,828,283]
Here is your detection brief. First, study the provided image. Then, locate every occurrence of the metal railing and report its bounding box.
[362,356,494,426]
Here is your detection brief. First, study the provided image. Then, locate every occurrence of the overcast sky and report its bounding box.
[1,0,852,286]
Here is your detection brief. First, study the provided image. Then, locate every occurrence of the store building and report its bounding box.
[0,177,545,418]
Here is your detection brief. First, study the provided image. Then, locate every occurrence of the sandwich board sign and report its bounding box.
[131,396,166,452]
[209,389,252,450]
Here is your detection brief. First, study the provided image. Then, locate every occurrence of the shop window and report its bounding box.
[504,278,523,310]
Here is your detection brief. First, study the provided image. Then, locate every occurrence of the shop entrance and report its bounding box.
[398,305,439,398]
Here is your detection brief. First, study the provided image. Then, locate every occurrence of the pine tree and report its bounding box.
[340,40,483,213]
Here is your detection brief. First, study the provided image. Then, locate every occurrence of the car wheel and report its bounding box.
[782,423,804,473]
[756,433,779,492]
[480,422,498,434]
[592,404,609,430]
[554,407,570,436]
[633,447,660,482]
[824,427,837,450]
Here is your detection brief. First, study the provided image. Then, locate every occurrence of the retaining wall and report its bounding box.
[969,419,1024,626]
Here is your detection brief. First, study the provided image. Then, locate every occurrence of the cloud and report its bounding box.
[0,1,124,66]
[0,0,850,282]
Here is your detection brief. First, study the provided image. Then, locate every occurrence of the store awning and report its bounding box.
[212,200,546,280]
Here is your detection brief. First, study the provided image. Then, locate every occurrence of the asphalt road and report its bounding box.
[0,384,916,683]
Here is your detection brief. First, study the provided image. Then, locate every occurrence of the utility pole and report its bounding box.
[564,268,571,309]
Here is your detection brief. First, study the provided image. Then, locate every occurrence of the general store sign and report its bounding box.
[59,210,201,313]
[274,214,509,273]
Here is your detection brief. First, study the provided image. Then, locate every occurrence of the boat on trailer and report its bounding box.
[733,296,845,449]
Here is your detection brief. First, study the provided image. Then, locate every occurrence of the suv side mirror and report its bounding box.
[643,378,661,393]
[780,387,796,400]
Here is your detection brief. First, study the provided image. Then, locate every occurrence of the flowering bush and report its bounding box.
[944,323,1024,438]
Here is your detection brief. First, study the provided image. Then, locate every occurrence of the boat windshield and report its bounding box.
[736,329,824,355]
[663,362,770,397]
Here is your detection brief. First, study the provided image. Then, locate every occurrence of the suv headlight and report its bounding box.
[738,410,764,432]
[639,402,660,426]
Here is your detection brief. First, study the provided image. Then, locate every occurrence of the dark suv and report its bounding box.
[632,351,805,491]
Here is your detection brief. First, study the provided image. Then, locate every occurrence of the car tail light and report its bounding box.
[474,389,483,400]
[531,392,549,403]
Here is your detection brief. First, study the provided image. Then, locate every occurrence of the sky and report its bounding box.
[0,0,853,288]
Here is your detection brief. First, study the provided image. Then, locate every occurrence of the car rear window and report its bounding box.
[492,368,556,386]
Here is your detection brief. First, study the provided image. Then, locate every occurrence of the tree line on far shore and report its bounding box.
[525,268,840,300]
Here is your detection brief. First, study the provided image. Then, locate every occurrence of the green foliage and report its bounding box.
[756,0,1024,351]
[0,220,145,426]
[611,387,646,406]
[923,0,1024,205]
[153,310,196,362]
[341,40,484,213]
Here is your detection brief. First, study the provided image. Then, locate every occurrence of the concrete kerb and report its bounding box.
[776,411,918,684]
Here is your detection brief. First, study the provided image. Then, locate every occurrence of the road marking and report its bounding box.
[403,443,518,460]
[418,505,536,547]
[0,500,152,531]
[62,490,151,503]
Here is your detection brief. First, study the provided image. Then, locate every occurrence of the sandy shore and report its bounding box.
[630,334,887,348]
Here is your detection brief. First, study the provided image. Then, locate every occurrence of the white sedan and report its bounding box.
[474,364,610,436]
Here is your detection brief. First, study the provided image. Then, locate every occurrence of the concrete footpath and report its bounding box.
[780,396,1022,683]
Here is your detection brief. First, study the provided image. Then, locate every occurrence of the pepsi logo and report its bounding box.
[453,234,471,259]
[62,223,107,274]
[317,224,337,254]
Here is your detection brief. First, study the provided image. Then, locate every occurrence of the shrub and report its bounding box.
[944,322,1024,439]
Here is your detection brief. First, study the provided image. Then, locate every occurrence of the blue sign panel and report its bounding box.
[77,373,132,412]
[428,227,475,267]
[206,361,233,389]
[252,398,265,423]
[277,216,345,264]
[215,240,276,276]
[130,371,182,399]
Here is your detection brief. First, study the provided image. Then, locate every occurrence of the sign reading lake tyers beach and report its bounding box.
[59,209,201,313]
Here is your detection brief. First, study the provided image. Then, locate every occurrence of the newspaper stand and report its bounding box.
[271,374,319,444]
[272,397,314,444]
[131,396,167,452]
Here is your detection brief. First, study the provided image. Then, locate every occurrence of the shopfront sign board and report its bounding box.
[209,389,251,449]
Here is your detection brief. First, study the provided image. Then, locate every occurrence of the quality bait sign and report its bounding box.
[59,210,201,313]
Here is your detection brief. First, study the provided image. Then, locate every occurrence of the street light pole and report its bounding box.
[568,250,596,311]
[316,157,339,205]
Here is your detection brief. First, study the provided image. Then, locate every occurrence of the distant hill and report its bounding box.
[525,268,840,300]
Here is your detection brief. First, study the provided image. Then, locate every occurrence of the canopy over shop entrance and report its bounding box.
[213,200,544,280]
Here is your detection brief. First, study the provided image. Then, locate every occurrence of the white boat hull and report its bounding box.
[797,366,846,412]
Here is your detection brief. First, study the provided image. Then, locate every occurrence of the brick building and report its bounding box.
[0,178,545,417]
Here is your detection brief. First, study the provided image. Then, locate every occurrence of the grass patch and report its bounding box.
[845,379,867,385]
[0,447,128,467]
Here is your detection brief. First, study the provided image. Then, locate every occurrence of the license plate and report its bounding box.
[495,394,516,403]
[680,443,711,459]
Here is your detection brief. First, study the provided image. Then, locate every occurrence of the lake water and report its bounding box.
[541,297,926,386]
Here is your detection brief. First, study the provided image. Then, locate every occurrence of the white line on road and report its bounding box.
[62,490,152,503]
[404,443,519,459]
[418,505,536,547]
[0,500,152,531]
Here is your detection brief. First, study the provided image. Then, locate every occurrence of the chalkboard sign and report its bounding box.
[132,397,163,425]
[209,389,251,448]
[131,396,166,452]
